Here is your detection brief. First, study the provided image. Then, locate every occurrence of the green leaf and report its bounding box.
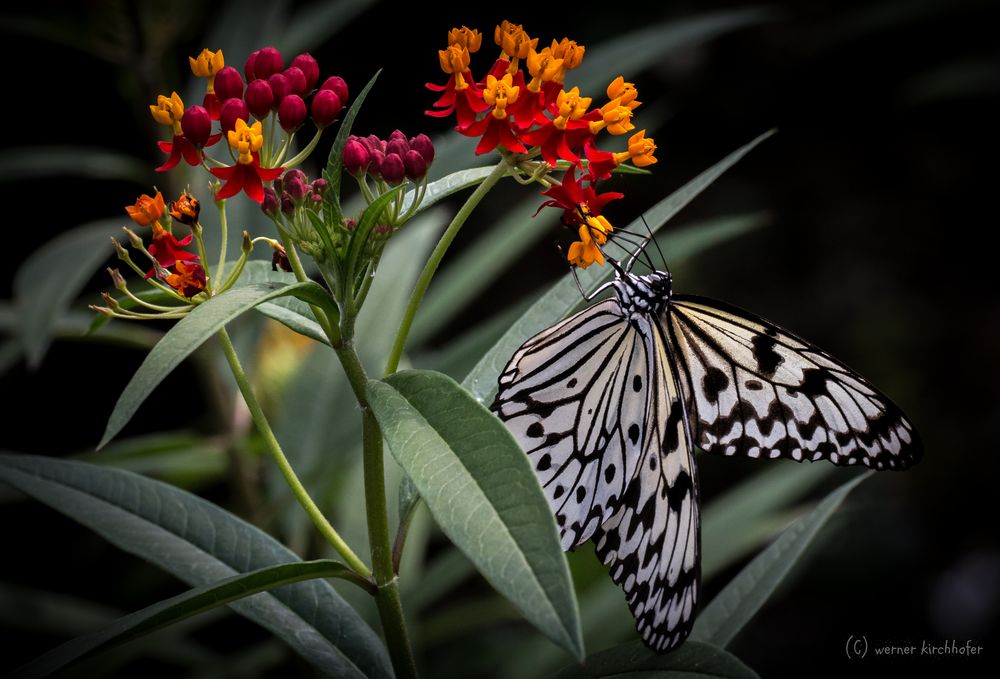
[14,219,122,367]
[701,463,836,579]
[10,560,366,679]
[549,639,759,679]
[462,126,775,404]
[346,184,406,279]
[400,165,502,218]
[690,472,872,648]
[326,70,381,215]
[0,454,391,678]
[99,281,331,449]
[367,370,584,659]
[0,147,150,183]
[234,261,329,344]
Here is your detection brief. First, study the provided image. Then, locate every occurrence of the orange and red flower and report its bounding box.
[209,119,283,203]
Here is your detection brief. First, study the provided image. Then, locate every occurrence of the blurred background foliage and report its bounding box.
[1,0,997,676]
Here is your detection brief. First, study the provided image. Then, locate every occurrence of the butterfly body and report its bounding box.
[493,262,921,652]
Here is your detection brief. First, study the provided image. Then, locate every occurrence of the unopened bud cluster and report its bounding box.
[344,131,435,184]
[261,169,333,258]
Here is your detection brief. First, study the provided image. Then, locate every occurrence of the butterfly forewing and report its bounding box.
[667,295,922,469]
[495,300,664,550]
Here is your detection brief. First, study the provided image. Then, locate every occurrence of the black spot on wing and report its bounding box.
[526,422,544,438]
[536,454,551,471]
[628,423,640,445]
[605,464,616,482]
[751,333,783,376]
[702,367,729,404]
[633,375,643,392]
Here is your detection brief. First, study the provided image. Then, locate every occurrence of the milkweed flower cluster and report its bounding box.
[427,21,658,268]
[93,46,355,321]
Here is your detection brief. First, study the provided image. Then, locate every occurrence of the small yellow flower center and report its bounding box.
[552,88,592,130]
[150,92,185,135]
[438,44,471,90]
[484,73,520,119]
[495,20,537,60]
[448,26,482,53]
[189,48,225,93]
[526,48,564,93]
[588,99,635,136]
[227,119,263,165]
[606,76,641,110]
[549,38,585,82]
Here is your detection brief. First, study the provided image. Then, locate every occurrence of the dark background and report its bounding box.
[2,0,998,676]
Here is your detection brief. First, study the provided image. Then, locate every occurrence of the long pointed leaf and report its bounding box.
[690,472,872,647]
[549,639,759,679]
[367,370,584,659]
[0,454,391,678]
[99,281,331,448]
[11,560,365,679]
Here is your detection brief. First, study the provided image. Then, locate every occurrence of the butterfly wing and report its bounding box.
[592,313,700,653]
[493,299,667,550]
[668,295,922,469]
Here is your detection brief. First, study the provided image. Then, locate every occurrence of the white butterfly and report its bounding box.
[492,248,921,652]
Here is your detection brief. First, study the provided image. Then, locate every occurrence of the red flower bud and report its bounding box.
[381,153,405,185]
[319,76,349,105]
[215,66,244,101]
[343,138,370,174]
[267,73,290,108]
[291,53,320,91]
[409,134,435,165]
[245,79,273,119]
[367,134,386,152]
[311,178,328,195]
[278,94,307,131]
[404,149,428,181]
[283,66,307,96]
[220,97,249,133]
[244,49,260,81]
[254,46,284,79]
[389,129,407,143]
[181,105,212,147]
[386,138,409,158]
[310,89,342,128]
[281,194,295,215]
[284,169,308,185]
[261,187,279,217]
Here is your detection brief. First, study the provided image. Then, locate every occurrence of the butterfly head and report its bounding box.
[611,263,672,317]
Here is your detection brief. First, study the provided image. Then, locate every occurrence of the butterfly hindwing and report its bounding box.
[668,295,922,469]
[593,313,700,653]
[494,300,666,550]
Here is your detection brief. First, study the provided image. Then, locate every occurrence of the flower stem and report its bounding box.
[216,327,370,578]
[214,199,229,293]
[383,158,509,375]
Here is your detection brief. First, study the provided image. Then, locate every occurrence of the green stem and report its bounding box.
[384,158,509,375]
[214,199,229,293]
[282,128,324,168]
[281,232,342,345]
[216,327,370,578]
[191,224,212,293]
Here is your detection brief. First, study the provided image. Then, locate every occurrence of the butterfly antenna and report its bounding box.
[640,214,669,275]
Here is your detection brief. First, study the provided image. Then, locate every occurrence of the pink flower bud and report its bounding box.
[367,134,386,152]
[220,97,249,133]
[343,139,370,174]
[381,153,405,185]
[245,79,274,119]
[181,105,212,147]
[261,187,279,217]
[386,138,409,158]
[409,134,435,165]
[283,66,307,96]
[215,66,244,101]
[254,46,284,79]
[286,176,309,202]
[389,129,407,143]
[267,73,290,108]
[278,94,307,132]
[244,49,260,81]
[311,178,328,195]
[284,169,308,186]
[368,149,385,175]
[319,76,349,105]
[311,89,342,128]
[291,53,320,91]
[281,194,295,215]
[404,149,428,181]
